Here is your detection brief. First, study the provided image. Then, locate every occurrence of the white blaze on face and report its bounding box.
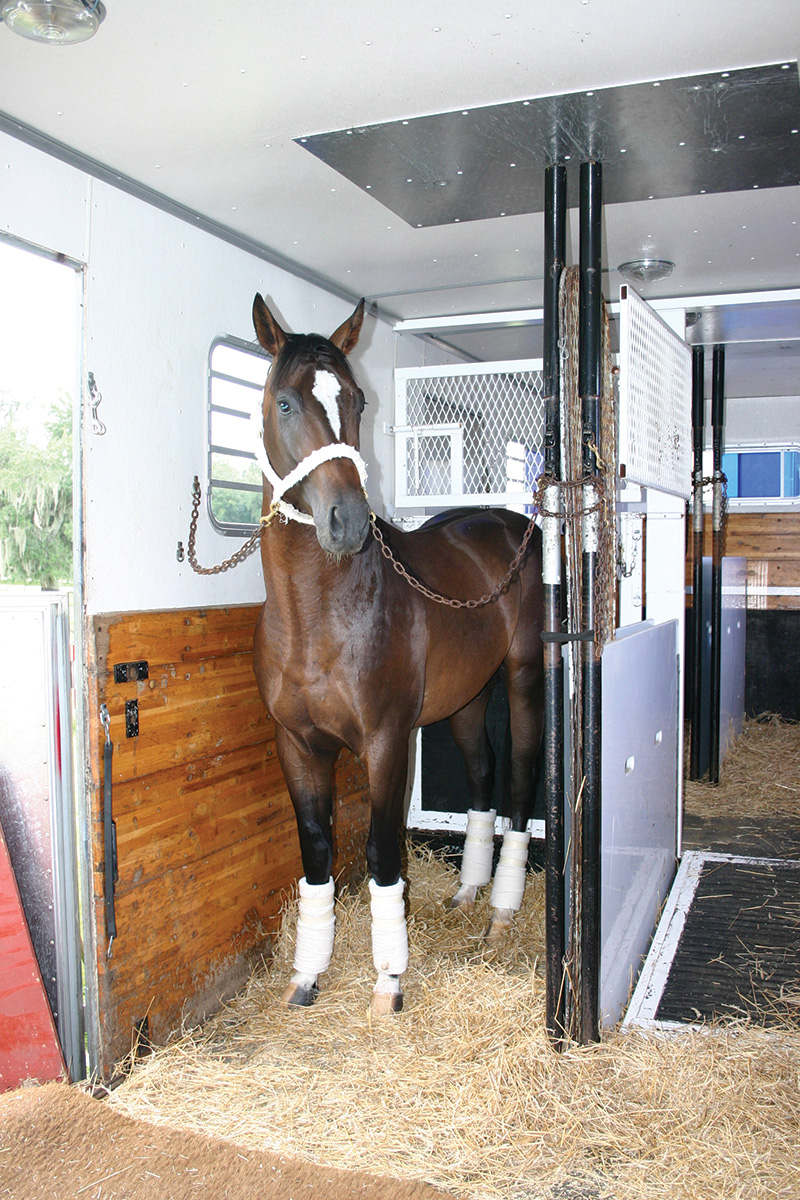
[312,369,342,441]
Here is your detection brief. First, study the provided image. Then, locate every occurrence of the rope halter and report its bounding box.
[250,406,369,527]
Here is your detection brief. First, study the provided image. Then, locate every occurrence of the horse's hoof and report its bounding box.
[483,909,513,944]
[282,981,319,1008]
[370,989,404,1015]
[448,883,478,912]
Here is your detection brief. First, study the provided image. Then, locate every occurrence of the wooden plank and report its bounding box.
[95,823,301,1058]
[703,514,800,553]
[88,605,376,1076]
[95,605,263,670]
[723,533,800,560]
[96,747,291,893]
[746,560,800,587]
[725,512,800,535]
[685,513,800,610]
[101,661,274,781]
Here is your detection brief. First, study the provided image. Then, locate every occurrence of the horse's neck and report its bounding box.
[260,523,368,620]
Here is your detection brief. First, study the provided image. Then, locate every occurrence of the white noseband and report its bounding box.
[250,407,369,526]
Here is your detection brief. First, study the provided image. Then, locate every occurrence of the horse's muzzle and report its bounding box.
[316,494,371,557]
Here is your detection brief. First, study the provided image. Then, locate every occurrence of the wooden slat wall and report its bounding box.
[87,605,369,1078]
[685,511,800,609]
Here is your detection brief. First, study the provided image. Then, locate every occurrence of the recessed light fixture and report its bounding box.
[1,0,105,43]
[617,258,675,284]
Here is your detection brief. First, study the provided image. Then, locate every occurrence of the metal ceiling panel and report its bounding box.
[298,63,800,227]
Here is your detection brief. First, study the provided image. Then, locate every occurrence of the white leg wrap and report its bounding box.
[459,808,497,886]
[489,829,530,912]
[369,878,408,977]
[292,877,335,977]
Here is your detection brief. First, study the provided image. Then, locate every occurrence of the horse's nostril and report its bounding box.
[323,501,369,554]
[330,506,344,540]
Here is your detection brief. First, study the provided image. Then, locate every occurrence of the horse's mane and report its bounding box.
[272,333,355,390]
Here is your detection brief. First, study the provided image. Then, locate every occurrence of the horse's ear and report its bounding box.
[330,298,365,356]
[253,294,288,356]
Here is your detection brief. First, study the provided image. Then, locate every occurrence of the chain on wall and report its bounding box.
[558,265,617,1034]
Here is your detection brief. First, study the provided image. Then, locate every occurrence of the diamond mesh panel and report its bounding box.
[396,362,545,506]
[618,288,692,500]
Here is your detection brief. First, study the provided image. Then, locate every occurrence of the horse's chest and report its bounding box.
[259,628,369,735]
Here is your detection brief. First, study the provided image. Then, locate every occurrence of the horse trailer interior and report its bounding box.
[0,3,798,1158]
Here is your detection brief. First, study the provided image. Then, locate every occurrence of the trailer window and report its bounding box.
[207,337,270,533]
[720,447,800,504]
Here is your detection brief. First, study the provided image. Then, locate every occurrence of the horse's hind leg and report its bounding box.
[486,657,543,942]
[274,725,337,1007]
[447,685,497,911]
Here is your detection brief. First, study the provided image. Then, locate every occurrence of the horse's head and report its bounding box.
[253,295,370,557]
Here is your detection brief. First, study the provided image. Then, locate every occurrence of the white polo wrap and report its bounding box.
[250,406,368,526]
[369,878,408,977]
[292,876,336,977]
[489,829,531,912]
[459,808,497,887]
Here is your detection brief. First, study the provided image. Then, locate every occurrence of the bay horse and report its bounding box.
[251,296,544,1014]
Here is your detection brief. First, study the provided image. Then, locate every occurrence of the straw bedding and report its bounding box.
[684,712,800,821]
[110,719,800,1200]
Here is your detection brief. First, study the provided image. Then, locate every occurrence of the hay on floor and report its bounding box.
[684,713,800,822]
[110,840,800,1200]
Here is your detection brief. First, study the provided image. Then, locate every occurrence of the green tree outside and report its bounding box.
[211,457,263,527]
[0,394,73,589]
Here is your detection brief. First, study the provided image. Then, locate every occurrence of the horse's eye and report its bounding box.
[277,398,292,415]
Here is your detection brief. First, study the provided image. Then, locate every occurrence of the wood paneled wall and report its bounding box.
[684,510,800,718]
[87,605,369,1077]
[687,511,800,610]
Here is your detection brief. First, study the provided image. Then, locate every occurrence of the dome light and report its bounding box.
[617,258,675,284]
[1,0,106,45]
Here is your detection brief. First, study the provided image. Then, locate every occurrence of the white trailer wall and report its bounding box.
[2,129,453,616]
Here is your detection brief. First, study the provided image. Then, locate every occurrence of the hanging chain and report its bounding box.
[187,475,546,605]
[557,264,616,1038]
[186,477,274,575]
[369,507,540,609]
[618,517,642,579]
[698,471,729,556]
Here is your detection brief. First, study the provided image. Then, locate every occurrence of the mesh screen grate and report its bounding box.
[397,364,545,506]
[618,288,692,499]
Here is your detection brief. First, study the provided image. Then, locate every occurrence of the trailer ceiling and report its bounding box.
[0,0,798,390]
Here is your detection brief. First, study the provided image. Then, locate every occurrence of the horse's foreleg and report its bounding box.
[274,726,337,1006]
[448,687,496,911]
[486,661,543,942]
[364,734,411,1014]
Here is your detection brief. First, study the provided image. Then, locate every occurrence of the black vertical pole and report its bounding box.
[709,345,725,784]
[578,160,602,1044]
[689,346,705,780]
[542,163,567,1044]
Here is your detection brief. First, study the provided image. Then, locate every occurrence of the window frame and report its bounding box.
[703,441,800,508]
[207,335,271,536]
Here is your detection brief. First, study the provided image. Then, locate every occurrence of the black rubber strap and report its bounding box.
[103,738,117,944]
[541,630,595,644]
